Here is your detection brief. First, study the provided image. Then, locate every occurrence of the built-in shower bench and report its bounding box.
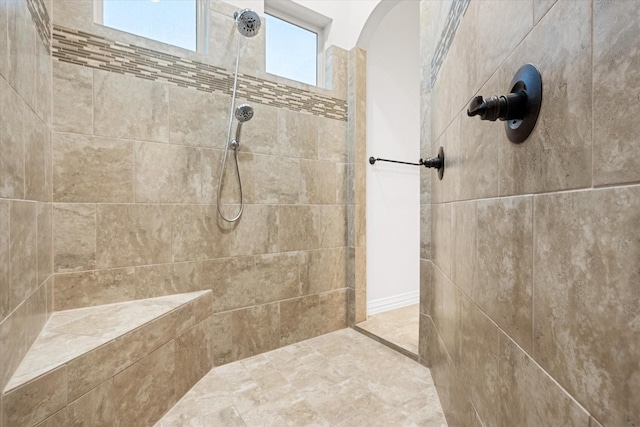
[2,290,213,427]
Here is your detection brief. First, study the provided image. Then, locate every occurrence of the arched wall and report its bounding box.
[362,0,420,314]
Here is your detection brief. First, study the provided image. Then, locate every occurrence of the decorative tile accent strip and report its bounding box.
[26,0,51,48]
[52,25,348,121]
[430,0,470,87]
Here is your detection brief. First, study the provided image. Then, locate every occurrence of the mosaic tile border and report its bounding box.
[26,0,51,48]
[430,0,470,87]
[52,25,348,121]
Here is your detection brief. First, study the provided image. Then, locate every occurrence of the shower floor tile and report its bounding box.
[157,328,446,426]
[356,304,420,355]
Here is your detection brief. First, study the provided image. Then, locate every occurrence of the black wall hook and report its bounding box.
[467,63,542,143]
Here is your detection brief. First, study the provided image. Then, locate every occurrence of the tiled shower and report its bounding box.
[1,0,638,425]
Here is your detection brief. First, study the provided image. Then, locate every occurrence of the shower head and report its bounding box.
[233,104,254,147]
[234,9,261,38]
[235,104,254,123]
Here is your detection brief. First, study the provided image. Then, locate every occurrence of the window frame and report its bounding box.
[94,0,209,53]
[264,2,329,87]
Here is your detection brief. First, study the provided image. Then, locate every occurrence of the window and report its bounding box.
[264,2,330,87]
[96,0,208,52]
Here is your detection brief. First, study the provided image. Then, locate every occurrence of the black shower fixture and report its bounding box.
[467,63,542,143]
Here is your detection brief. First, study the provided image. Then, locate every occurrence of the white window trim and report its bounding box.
[264,1,331,87]
[94,0,209,53]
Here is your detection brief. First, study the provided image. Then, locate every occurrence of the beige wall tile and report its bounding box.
[498,0,592,195]
[25,113,49,202]
[475,196,533,352]
[354,248,366,324]
[113,341,176,427]
[450,200,475,297]
[0,200,9,320]
[35,408,69,427]
[278,205,320,252]
[299,248,346,295]
[10,201,37,308]
[432,203,451,277]
[254,253,300,305]
[336,163,352,206]
[53,133,134,203]
[54,268,136,311]
[418,314,434,368]
[232,303,280,360]
[203,256,256,312]
[135,262,202,300]
[0,0,8,80]
[420,204,430,260]
[354,204,366,248]
[51,0,92,33]
[168,85,227,148]
[175,321,214,397]
[7,0,35,109]
[299,159,336,205]
[53,203,95,273]
[172,204,219,262]
[498,334,590,426]
[593,0,640,186]
[173,204,279,261]
[278,109,318,159]
[319,206,347,249]
[325,49,348,101]
[2,366,67,427]
[37,202,53,286]
[458,297,500,427]
[192,291,213,323]
[534,187,640,425]
[67,379,115,427]
[443,116,461,203]
[240,102,279,157]
[348,48,366,164]
[0,305,21,389]
[52,60,93,134]
[419,260,432,317]
[93,70,169,142]
[464,0,533,93]
[0,76,25,199]
[318,117,348,162]
[431,266,460,360]
[280,294,321,346]
[320,289,347,334]
[354,162,366,207]
[135,141,220,204]
[0,283,49,392]
[459,77,500,201]
[96,204,171,268]
[239,153,300,204]
[209,311,233,366]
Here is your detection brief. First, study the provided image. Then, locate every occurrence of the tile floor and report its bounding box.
[356,304,420,355]
[157,328,446,426]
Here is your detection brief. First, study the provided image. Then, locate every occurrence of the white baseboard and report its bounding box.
[367,290,420,316]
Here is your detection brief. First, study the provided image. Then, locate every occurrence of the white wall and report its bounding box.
[364,0,420,315]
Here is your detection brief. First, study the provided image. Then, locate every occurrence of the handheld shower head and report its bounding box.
[234,9,261,38]
[233,104,254,148]
[235,104,254,123]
